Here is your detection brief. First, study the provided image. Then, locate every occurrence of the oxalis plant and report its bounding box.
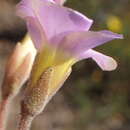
[0,0,123,130]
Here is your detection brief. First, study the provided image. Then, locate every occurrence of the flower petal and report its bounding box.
[16,0,34,18]
[59,30,123,57]
[78,49,117,71]
[26,17,48,50]
[16,0,93,40]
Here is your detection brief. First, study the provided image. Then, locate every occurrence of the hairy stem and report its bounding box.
[0,97,11,130]
[18,114,33,130]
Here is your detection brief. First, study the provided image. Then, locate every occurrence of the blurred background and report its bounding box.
[0,0,130,130]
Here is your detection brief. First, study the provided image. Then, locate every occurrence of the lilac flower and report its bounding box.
[16,0,123,119]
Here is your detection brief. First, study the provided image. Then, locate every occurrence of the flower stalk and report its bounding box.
[18,114,33,130]
[0,97,11,130]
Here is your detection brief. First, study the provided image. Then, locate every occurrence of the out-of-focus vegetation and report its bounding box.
[62,0,130,129]
[0,0,130,130]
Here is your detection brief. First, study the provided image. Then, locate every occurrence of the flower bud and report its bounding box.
[2,35,37,99]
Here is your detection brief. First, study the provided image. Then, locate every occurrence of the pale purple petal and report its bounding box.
[16,0,93,41]
[37,5,93,39]
[16,0,34,18]
[59,30,123,57]
[26,17,47,50]
[78,49,117,71]
[16,0,55,18]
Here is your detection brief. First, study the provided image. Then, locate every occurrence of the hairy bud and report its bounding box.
[21,66,71,117]
[2,35,37,99]
[22,67,53,116]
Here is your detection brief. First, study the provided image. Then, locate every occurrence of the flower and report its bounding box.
[2,35,36,98]
[16,0,123,115]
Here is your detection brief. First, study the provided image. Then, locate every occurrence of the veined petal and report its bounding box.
[78,49,117,71]
[37,4,93,39]
[16,0,93,41]
[59,30,123,57]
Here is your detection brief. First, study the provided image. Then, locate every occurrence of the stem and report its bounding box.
[0,97,11,130]
[18,114,33,130]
